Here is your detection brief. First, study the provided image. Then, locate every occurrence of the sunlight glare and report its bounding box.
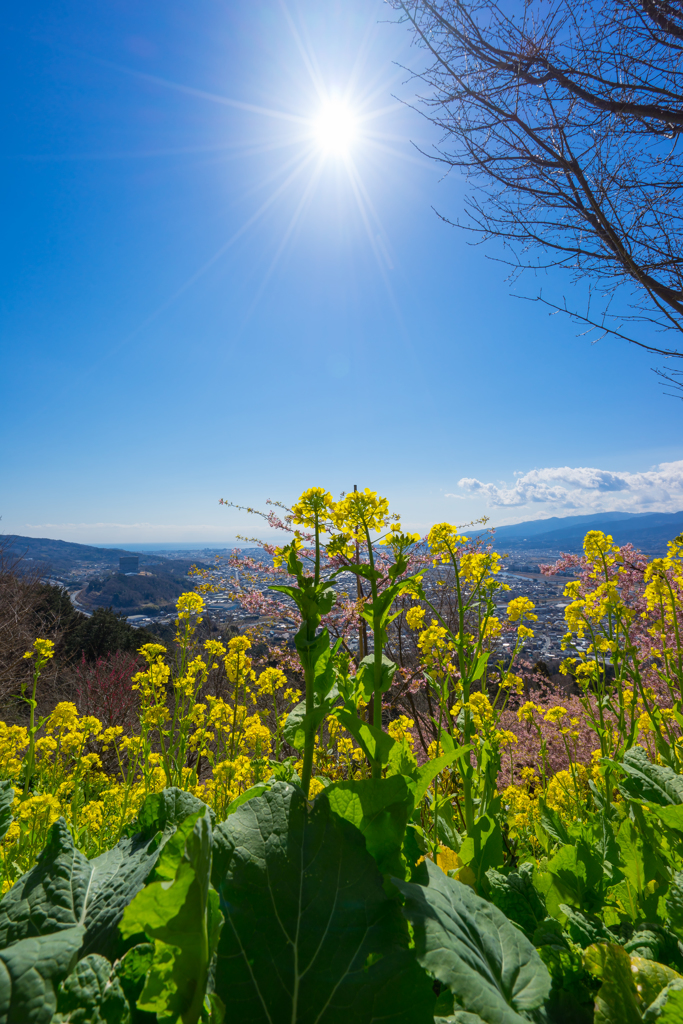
[312,100,357,155]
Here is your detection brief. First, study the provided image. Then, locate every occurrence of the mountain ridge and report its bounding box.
[487,510,683,552]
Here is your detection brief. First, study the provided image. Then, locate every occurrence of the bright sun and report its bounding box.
[312,100,357,155]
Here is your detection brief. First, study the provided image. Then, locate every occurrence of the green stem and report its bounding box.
[22,667,40,798]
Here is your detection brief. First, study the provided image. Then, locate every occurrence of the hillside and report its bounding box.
[489,510,683,553]
[78,571,190,616]
[1,535,155,573]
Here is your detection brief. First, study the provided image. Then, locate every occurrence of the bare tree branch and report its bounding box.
[392,0,683,367]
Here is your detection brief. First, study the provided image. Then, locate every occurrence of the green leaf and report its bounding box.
[560,905,613,948]
[617,816,661,910]
[386,737,418,779]
[648,804,683,833]
[458,815,504,891]
[135,788,213,839]
[471,654,489,681]
[630,956,682,1010]
[536,934,596,1024]
[54,953,131,1024]
[534,842,603,918]
[624,926,683,972]
[335,709,396,766]
[119,809,221,1024]
[290,628,342,703]
[584,943,643,1024]
[212,781,434,1024]
[667,872,683,941]
[411,750,461,806]
[324,776,413,880]
[283,699,330,750]
[0,924,84,1024]
[395,859,551,1024]
[113,943,154,1023]
[224,784,270,816]
[355,655,397,700]
[618,746,683,806]
[644,978,683,1022]
[0,783,13,843]
[536,798,571,846]
[0,819,163,960]
[435,1016,486,1024]
[485,864,546,940]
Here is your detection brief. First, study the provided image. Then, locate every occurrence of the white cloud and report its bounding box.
[454,460,683,512]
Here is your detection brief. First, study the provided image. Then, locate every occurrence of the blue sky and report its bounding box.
[2,0,682,547]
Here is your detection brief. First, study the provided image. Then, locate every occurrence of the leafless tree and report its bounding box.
[392,0,683,377]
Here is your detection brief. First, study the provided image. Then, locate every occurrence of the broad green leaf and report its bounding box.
[536,799,571,846]
[617,816,650,895]
[412,750,461,806]
[534,842,603,917]
[395,860,551,1024]
[536,932,595,1024]
[293,626,334,698]
[0,819,163,960]
[435,1016,486,1024]
[625,927,683,972]
[0,783,13,843]
[644,978,683,1022]
[649,804,683,834]
[386,737,418,779]
[324,776,413,879]
[584,943,642,1024]
[355,654,397,699]
[283,699,330,750]
[212,781,434,1024]
[458,815,504,890]
[471,654,489,681]
[630,956,682,1009]
[224,784,269,815]
[485,864,546,939]
[607,879,646,923]
[0,924,84,1024]
[618,746,683,806]
[119,809,221,1024]
[136,787,212,838]
[560,905,612,948]
[667,872,683,941]
[112,943,154,1020]
[435,798,462,852]
[336,709,396,765]
[53,953,131,1024]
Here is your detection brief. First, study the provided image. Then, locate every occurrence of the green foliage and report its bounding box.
[584,942,643,1024]
[0,784,13,843]
[486,863,546,939]
[54,954,130,1024]
[0,816,164,959]
[65,608,159,662]
[395,858,552,1024]
[211,781,435,1023]
[120,810,221,1024]
[534,840,605,918]
[457,814,504,891]
[324,775,413,879]
[616,746,683,806]
[0,925,84,1024]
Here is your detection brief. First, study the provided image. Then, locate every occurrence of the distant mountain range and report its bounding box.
[487,510,683,553]
[4,513,683,574]
[0,535,151,573]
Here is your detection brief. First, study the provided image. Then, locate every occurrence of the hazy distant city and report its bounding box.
[9,504,682,668]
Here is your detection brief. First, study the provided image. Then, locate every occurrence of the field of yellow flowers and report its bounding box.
[4,487,683,1023]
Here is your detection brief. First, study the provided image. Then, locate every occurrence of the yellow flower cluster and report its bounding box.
[418,620,457,678]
